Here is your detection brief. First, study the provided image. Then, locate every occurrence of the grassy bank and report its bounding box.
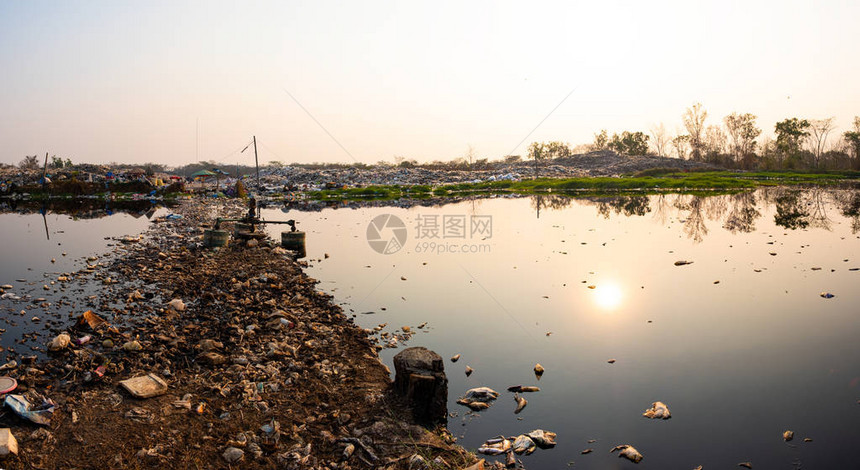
[307,170,860,200]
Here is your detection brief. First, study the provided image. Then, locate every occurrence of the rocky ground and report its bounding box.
[0,198,485,470]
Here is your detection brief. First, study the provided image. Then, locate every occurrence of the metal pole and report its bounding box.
[253,135,260,190]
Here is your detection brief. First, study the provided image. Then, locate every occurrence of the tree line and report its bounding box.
[526,104,860,171]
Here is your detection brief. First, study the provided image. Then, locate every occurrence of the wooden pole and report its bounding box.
[253,135,260,190]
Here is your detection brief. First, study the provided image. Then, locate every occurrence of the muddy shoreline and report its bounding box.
[0,198,482,469]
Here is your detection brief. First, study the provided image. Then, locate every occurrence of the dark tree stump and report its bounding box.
[393,347,447,425]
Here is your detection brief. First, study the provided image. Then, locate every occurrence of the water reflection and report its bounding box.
[591,281,623,310]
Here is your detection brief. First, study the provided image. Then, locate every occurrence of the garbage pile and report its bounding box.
[0,197,479,469]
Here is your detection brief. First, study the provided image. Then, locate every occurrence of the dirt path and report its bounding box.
[1,199,479,470]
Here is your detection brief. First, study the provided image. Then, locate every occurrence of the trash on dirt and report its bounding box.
[0,428,18,456]
[47,333,71,351]
[222,446,244,463]
[77,310,108,330]
[167,298,186,312]
[783,430,794,441]
[0,377,16,394]
[119,373,168,398]
[611,444,643,463]
[4,394,56,425]
[514,393,527,414]
[643,401,671,419]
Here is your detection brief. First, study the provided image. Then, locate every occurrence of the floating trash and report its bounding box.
[526,429,557,448]
[783,430,794,441]
[514,393,527,414]
[820,292,835,299]
[451,354,461,362]
[738,462,752,469]
[508,385,540,393]
[674,260,693,266]
[643,401,671,419]
[512,435,536,455]
[534,363,545,378]
[611,444,643,463]
[477,436,511,455]
[457,386,498,410]
[465,366,473,376]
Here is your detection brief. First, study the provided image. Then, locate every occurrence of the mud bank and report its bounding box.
[0,198,483,470]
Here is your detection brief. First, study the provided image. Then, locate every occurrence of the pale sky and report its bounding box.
[1,0,858,167]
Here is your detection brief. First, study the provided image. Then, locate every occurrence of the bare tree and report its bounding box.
[19,155,39,170]
[724,112,762,167]
[705,125,727,159]
[650,123,670,157]
[806,118,836,168]
[671,134,690,160]
[683,103,708,161]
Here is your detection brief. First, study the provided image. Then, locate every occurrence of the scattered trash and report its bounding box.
[611,444,643,463]
[526,430,557,448]
[222,446,244,463]
[167,298,186,312]
[457,387,498,410]
[643,401,671,419]
[477,436,511,455]
[514,393,527,414]
[0,428,18,456]
[47,333,71,351]
[119,373,168,398]
[512,434,536,455]
[77,310,108,330]
[0,377,17,394]
[4,394,56,425]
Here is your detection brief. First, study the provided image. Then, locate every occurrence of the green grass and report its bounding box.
[304,171,860,201]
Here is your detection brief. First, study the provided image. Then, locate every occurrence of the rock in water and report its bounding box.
[642,401,671,419]
[611,444,643,463]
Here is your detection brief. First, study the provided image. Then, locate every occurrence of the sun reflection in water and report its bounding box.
[593,282,623,310]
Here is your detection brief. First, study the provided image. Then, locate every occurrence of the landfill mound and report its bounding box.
[0,199,477,469]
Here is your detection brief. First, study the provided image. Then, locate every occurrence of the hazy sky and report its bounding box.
[1,0,858,167]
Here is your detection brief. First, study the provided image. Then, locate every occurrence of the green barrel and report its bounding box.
[203,229,229,248]
[281,231,306,258]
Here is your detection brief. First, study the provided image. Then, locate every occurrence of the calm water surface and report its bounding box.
[265,188,860,469]
[0,202,166,354]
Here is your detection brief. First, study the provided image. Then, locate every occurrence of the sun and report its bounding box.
[593,282,623,310]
